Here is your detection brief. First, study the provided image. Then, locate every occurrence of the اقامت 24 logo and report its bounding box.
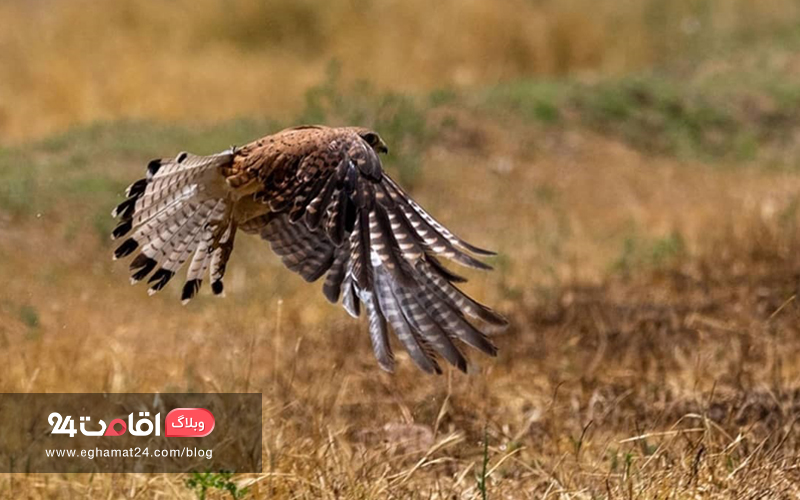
[48,408,214,438]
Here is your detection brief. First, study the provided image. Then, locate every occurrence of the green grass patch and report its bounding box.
[472,36,800,164]
[185,472,249,500]
[612,229,687,275]
[478,80,565,124]
[19,305,39,329]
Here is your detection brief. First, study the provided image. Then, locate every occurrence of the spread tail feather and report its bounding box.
[112,151,236,301]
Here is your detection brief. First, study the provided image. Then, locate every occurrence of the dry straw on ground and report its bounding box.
[1,118,799,497]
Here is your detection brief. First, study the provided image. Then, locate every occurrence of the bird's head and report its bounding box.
[352,127,389,155]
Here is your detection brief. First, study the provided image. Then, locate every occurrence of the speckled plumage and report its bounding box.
[112,125,507,373]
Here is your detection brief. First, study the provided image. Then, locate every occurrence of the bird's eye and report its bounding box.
[362,132,378,145]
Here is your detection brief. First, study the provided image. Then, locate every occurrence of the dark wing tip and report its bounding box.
[466,257,494,271]
[458,241,497,257]
[130,254,157,283]
[147,268,175,294]
[111,220,133,240]
[147,159,162,179]
[454,355,469,373]
[409,351,443,374]
[322,282,341,303]
[113,238,138,259]
[425,256,468,283]
[181,279,202,304]
[112,197,137,220]
[125,178,148,198]
[483,339,499,357]
[484,310,510,328]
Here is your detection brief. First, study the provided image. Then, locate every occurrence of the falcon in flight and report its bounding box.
[111,126,507,373]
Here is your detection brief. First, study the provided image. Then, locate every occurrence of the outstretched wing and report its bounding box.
[246,129,507,373]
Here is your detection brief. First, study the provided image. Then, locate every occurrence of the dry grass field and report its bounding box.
[2,0,800,143]
[2,1,800,498]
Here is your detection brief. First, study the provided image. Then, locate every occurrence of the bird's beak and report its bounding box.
[377,142,389,154]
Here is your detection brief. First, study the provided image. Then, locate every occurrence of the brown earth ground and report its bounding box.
[0,111,798,497]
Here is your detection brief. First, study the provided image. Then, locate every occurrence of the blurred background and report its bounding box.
[2,0,800,142]
[2,0,800,497]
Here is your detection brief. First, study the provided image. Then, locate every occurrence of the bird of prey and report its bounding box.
[111,125,507,373]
